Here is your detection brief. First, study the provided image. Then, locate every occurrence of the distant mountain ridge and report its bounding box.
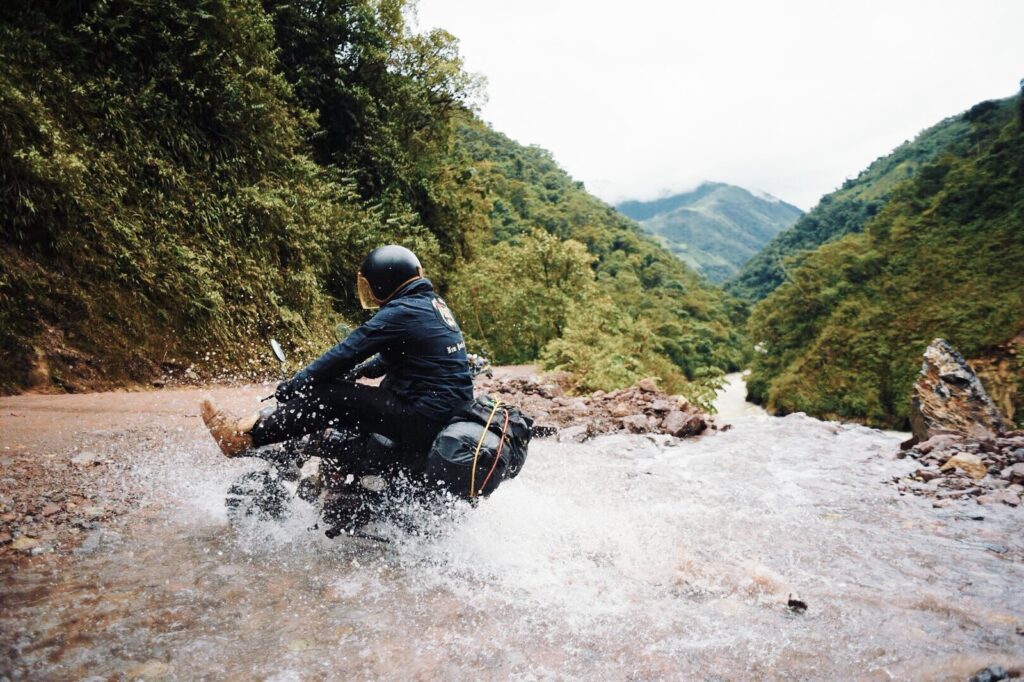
[616,183,803,283]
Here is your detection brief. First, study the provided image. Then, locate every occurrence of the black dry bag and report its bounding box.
[426,395,533,499]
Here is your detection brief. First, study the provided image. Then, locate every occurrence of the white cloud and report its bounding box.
[415,0,1024,209]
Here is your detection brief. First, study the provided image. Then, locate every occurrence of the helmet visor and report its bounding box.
[356,273,380,310]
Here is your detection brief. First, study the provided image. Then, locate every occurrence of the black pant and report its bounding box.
[251,382,444,453]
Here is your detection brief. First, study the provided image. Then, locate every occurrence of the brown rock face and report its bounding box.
[968,330,1023,425]
[911,339,1007,442]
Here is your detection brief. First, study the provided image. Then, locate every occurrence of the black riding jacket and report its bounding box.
[293,278,473,422]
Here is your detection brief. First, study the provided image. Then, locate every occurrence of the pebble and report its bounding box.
[70,451,104,466]
[968,664,1009,682]
[976,490,1021,507]
[11,536,40,551]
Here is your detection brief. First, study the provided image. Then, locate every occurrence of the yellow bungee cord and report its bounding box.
[468,399,502,498]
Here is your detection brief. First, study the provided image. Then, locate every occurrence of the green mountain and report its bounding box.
[616,183,803,283]
[728,99,1017,301]
[0,0,742,404]
[746,93,1024,428]
[448,124,746,402]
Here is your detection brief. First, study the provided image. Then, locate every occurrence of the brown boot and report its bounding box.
[200,398,254,458]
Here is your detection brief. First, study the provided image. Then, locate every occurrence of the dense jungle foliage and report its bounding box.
[0,0,742,404]
[728,98,1017,302]
[746,95,1024,428]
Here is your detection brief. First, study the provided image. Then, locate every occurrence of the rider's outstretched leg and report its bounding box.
[249,381,441,452]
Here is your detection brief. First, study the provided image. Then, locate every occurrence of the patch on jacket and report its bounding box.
[432,297,460,331]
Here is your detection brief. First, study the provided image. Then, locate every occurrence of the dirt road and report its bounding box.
[0,384,271,559]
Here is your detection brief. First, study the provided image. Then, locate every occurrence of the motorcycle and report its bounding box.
[224,339,497,541]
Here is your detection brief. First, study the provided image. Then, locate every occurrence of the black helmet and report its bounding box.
[356,245,424,309]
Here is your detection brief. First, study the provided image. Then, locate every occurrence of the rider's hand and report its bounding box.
[275,375,309,403]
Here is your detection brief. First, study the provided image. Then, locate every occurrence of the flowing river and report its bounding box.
[1,376,1022,680]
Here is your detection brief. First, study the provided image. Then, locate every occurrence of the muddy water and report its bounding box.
[2,381,1023,680]
[715,372,767,419]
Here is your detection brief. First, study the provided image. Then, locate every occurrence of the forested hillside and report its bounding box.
[0,0,742,403]
[448,124,746,399]
[746,95,1024,428]
[728,98,1017,301]
[616,183,802,283]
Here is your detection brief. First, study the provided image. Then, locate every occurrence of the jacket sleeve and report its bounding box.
[293,306,406,383]
[350,353,389,379]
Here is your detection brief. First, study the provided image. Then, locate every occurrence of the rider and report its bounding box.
[200,245,474,463]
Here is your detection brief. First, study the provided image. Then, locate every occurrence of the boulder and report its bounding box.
[939,452,988,480]
[621,414,650,433]
[1001,462,1024,484]
[910,339,1006,442]
[636,377,659,393]
[661,410,706,438]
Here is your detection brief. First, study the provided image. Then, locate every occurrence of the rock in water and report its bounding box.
[661,410,706,438]
[967,665,1009,682]
[911,339,1006,442]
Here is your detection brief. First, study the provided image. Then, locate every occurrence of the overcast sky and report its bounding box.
[414,1,1024,209]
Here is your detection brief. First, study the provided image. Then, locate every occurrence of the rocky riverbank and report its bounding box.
[893,338,1023,509]
[473,370,714,441]
[0,445,137,559]
[895,432,1024,508]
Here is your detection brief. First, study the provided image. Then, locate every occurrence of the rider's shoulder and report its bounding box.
[371,295,422,324]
